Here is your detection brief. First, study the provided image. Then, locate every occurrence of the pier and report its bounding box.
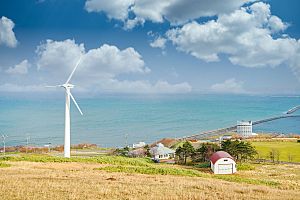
[286,105,300,114]
[182,115,300,140]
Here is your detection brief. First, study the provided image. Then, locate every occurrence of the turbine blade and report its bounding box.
[66,90,83,115]
[45,85,61,88]
[65,56,82,84]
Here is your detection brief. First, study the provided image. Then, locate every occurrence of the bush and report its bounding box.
[195,162,210,168]
[297,140,300,143]
[0,162,11,168]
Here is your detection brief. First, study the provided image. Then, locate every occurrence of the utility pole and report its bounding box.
[1,134,8,155]
[125,134,128,148]
[26,136,30,153]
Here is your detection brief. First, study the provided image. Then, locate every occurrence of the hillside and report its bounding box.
[0,154,300,199]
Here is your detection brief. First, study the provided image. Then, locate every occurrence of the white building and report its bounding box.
[210,151,236,174]
[150,143,175,161]
[237,120,253,137]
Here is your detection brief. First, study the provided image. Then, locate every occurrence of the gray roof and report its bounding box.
[150,143,175,156]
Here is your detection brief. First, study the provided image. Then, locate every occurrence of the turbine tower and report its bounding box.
[47,57,83,158]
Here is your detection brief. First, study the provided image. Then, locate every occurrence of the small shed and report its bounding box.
[210,151,236,174]
[150,143,175,161]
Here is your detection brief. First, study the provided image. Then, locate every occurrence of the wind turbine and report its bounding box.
[46,57,83,158]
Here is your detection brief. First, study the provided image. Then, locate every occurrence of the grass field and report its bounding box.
[0,154,300,199]
[252,141,300,162]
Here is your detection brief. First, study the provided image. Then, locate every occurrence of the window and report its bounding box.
[224,159,228,161]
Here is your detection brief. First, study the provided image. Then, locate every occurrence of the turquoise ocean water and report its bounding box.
[0,94,299,147]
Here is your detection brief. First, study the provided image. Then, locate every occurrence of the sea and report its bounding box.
[0,94,299,148]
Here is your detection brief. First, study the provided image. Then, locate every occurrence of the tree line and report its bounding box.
[175,140,257,164]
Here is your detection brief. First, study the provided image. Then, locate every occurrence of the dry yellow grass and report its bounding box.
[0,161,300,200]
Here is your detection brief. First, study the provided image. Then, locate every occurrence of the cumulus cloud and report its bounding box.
[0,16,18,48]
[167,2,300,79]
[36,39,85,72]
[84,0,252,28]
[150,36,167,49]
[34,39,191,94]
[85,0,134,21]
[36,40,148,80]
[5,60,30,75]
[211,78,247,94]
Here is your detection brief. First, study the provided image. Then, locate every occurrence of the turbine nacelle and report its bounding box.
[62,83,75,89]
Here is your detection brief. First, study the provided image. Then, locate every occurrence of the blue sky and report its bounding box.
[0,0,300,95]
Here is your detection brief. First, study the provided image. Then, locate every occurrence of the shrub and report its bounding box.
[0,162,11,168]
[195,162,210,168]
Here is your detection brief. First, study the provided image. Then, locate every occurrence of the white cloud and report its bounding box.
[139,0,254,25]
[211,78,247,94]
[124,17,145,30]
[150,36,167,49]
[83,44,149,76]
[0,16,18,48]
[166,2,300,78]
[34,39,191,94]
[36,39,85,72]
[85,0,134,21]
[5,60,30,75]
[84,0,253,28]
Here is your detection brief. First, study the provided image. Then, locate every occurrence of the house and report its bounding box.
[210,151,236,174]
[150,143,175,162]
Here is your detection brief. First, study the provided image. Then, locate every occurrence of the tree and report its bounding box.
[288,152,293,162]
[175,141,195,164]
[221,140,257,162]
[269,149,280,163]
[144,145,151,157]
[194,143,220,162]
[114,146,130,157]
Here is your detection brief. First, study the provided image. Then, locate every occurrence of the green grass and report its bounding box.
[0,154,280,187]
[96,164,279,187]
[252,141,300,162]
[214,174,279,187]
[237,163,256,171]
[96,165,203,177]
[0,154,153,166]
[0,162,11,168]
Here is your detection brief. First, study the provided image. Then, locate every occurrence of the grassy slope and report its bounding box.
[0,159,299,199]
[252,141,300,162]
[0,154,279,187]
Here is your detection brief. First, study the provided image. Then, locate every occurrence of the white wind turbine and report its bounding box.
[46,57,83,158]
